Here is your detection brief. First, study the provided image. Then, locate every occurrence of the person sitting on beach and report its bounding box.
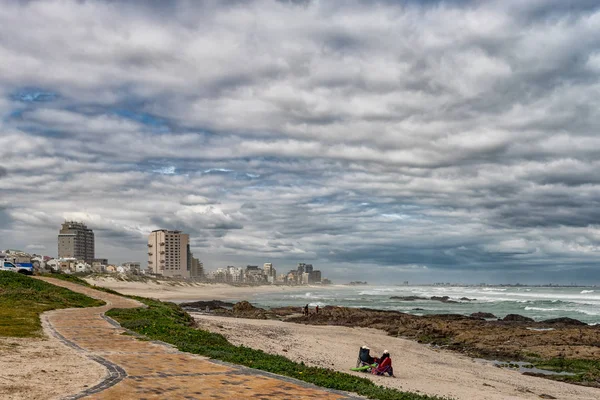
[371,350,394,377]
[358,345,376,365]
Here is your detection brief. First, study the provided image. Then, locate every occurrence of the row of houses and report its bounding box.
[46,259,142,275]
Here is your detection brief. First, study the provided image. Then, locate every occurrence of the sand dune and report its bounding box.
[84,275,329,301]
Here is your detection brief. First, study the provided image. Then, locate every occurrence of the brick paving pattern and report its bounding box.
[36,278,355,400]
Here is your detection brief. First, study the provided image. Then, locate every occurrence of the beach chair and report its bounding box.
[355,346,376,371]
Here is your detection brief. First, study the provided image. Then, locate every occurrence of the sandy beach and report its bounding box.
[85,276,600,399]
[83,276,330,301]
[0,316,105,400]
[192,313,599,400]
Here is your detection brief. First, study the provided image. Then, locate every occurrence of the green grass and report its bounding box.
[531,358,600,385]
[107,297,448,400]
[0,271,105,337]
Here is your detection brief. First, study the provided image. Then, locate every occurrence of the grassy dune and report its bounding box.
[0,271,105,337]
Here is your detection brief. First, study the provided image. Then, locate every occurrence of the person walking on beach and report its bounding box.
[304,304,309,316]
[315,305,319,314]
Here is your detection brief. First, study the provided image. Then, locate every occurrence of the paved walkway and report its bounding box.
[37,278,356,400]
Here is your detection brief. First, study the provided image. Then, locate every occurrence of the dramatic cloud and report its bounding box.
[1,0,600,283]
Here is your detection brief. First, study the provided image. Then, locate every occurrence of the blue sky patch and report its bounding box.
[11,88,58,103]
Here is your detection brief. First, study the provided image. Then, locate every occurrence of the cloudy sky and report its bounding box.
[2,0,600,284]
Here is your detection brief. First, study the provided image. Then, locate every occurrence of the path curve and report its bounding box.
[37,278,357,400]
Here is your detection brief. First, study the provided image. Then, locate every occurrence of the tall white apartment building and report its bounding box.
[147,230,189,278]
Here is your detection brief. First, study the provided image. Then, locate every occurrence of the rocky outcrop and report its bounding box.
[471,312,496,319]
[390,295,469,303]
[541,317,587,326]
[430,296,458,303]
[201,302,600,363]
[231,301,272,319]
[390,296,427,301]
[180,300,235,311]
[502,314,535,323]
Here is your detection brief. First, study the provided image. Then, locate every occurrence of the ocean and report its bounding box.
[248,285,600,325]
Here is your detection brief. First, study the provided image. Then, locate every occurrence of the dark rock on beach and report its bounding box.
[471,312,497,319]
[390,295,466,303]
[231,301,273,319]
[390,296,427,301]
[460,297,475,301]
[502,314,535,323]
[541,317,587,326]
[430,296,458,303]
[180,300,235,310]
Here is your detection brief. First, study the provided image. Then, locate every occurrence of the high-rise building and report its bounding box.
[58,221,95,262]
[190,257,204,280]
[147,230,189,278]
[309,270,321,283]
[297,263,314,284]
[263,263,276,284]
[245,265,264,283]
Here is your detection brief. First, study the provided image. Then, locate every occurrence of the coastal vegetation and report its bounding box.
[106,297,448,400]
[527,358,600,386]
[0,271,104,337]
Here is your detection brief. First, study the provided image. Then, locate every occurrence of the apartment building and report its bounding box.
[190,257,204,280]
[147,230,189,278]
[58,221,95,263]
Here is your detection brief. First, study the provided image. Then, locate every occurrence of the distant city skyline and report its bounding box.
[2,1,600,284]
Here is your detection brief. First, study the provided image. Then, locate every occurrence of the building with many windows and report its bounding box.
[58,221,95,263]
[147,230,189,278]
[263,263,276,283]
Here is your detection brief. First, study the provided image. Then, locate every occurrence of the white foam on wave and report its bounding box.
[573,309,600,316]
[581,290,594,294]
[288,292,323,300]
[524,306,564,312]
[499,291,600,304]
[524,306,600,317]
[358,288,395,295]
